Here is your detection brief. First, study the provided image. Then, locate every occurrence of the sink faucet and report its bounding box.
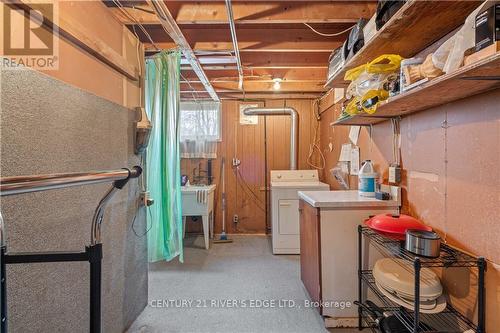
[192,162,211,185]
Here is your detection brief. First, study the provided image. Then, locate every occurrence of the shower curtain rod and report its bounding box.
[0,167,142,197]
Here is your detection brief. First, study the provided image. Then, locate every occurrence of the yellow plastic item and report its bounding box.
[345,97,362,115]
[345,54,403,82]
[345,90,390,116]
[361,90,389,114]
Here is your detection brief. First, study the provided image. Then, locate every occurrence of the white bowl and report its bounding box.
[373,258,443,301]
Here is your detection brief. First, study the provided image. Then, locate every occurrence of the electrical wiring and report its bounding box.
[234,167,266,212]
[391,118,401,165]
[131,154,153,238]
[237,172,266,211]
[131,200,153,238]
[304,22,355,37]
[369,124,374,156]
[180,72,202,101]
[131,6,155,15]
[307,99,326,170]
[315,90,336,119]
[112,0,161,51]
[131,25,144,107]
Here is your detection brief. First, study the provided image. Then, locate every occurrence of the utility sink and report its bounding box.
[181,185,216,214]
[181,184,216,249]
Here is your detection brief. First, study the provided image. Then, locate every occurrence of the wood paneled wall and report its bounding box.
[182,99,318,235]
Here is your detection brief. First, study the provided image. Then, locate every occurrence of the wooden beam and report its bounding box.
[240,52,329,67]
[181,81,328,93]
[169,1,375,24]
[108,1,376,25]
[144,41,341,52]
[138,25,348,44]
[175,52,330,67]
[181,68,328,81]
[9,1,139,81]
[181,91,322,100]
[147,0,219,100]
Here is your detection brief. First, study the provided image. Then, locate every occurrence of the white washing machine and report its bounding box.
[270,170,329,254]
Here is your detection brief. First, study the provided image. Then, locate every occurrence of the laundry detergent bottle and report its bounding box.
[358,160,377,197]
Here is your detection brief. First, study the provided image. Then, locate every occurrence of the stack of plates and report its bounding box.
[373,258,446,313]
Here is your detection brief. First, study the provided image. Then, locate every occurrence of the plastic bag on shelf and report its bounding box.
[346,71,390,99]
[344,54,403,115]
[344,89,389,115]
[345,97,363,115]
[361,90,389,114]
[432,36,455,70]
[435,1,495,74]
[345,54,404,82]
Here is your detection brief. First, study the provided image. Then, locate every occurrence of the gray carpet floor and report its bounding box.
[127,235,357,333]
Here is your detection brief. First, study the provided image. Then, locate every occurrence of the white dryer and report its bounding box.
[270,170,329,254]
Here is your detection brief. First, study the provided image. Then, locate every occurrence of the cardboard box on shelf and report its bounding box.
[464,42,500,67]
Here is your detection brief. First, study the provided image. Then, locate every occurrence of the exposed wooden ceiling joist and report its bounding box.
[108,1,375,25]
[181,81,327,92]
[105,0,378,98]
[175,52,330,67]
[146,0,219,101]
[134,24,349,44]
[180,68,328,81]
[240,52,330,67]
[144,41,342,52]
[181,92,322,101]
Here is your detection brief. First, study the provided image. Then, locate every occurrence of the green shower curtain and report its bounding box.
[145,49,183,262]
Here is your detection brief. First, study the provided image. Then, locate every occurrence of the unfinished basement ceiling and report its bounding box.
[104,0,377,99]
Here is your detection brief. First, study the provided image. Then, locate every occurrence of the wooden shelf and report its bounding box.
[332,53,500,126]
[331,115,384,126]
[325,0,481,88]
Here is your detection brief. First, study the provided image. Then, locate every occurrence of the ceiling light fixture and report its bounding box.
[273,78,282,91]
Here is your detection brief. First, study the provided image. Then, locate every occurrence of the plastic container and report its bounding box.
[358,160,377,197]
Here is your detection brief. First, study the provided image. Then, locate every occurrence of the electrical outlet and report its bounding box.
[233,214,239,223]
[388,165,401,184]
[139,191,154,207]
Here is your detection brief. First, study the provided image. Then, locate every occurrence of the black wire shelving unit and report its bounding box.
[357,226,486,333]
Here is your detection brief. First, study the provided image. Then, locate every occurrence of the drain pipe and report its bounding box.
[244,107,299,170]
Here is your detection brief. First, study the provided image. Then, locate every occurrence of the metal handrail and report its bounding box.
[0,167,141,197]
[0,167,142,333]
[0,166,142,245]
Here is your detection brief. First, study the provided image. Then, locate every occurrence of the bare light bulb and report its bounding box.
[273,78,282,90]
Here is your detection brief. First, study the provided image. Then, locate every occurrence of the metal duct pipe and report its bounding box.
[244,107,299,170]
[225,0,244,90]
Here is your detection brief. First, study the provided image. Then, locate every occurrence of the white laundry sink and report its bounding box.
[181,185,216,216]
[181,184,216,249]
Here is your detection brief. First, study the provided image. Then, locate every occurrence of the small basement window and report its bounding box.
[179,101,221,158]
